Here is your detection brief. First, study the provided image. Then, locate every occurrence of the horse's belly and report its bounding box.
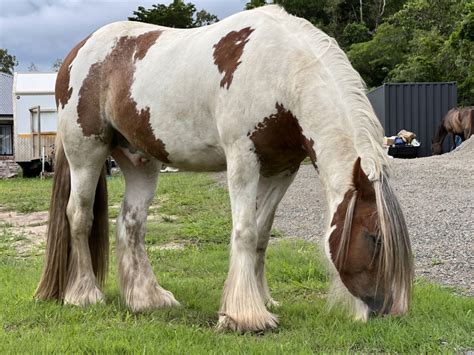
[165,141,226,172]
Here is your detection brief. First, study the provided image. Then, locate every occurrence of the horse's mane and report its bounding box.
[254,5,389,181]
[255,6,413,313]
[373,172,413,311]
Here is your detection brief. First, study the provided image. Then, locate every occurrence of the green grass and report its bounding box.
[0,173,472,353]
[0,177,53,213]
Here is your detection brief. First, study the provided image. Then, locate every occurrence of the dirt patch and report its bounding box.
[0,207,48,254]
[148,242,185,251]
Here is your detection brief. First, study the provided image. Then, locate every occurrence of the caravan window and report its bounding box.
[0,124,13,155]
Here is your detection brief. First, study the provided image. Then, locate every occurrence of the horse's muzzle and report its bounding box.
[363,295,392,316]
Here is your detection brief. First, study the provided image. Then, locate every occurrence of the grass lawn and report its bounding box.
[0,173,472,353]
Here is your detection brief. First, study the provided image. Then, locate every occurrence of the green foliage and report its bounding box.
[256,0,472,103]
[348,22,408,87]
[341,22,371,48]
[245,0,268,10]
[274,0,330,30]
[129,0,218,28]
[51,58,63,72]
[194,9,219,27]
[347,0,473,104]
[0,48,17,75]
[0,177,52,213]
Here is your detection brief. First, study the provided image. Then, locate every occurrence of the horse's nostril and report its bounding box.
[363,296,387,315]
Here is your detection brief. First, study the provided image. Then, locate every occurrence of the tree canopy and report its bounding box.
[129,0,218,28]
[0,49,17,75]
[348,0,473,105]
[244,0,473,105]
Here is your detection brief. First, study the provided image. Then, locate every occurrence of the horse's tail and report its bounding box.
[35,136,109,301]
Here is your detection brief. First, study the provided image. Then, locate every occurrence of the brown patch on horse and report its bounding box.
[55,35,90,109]
[213,27,254,89]
[77,62,103,137]
[134,31,161,60]
[329,158,383,309]
[76,31,170,162]
[248,103,316,177]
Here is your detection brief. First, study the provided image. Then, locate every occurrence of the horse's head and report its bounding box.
[329,158,413,318]
[431,140,443,155]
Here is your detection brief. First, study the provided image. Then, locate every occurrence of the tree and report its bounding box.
[129,0,218,28]
[274,0,331,30]
[245,0,268,10]
[348,22,408,87]
[51,59,63,72]
[0,49,17,75]
[194,9,219,27]
[28,62,39,72]
[347,0,473,104]
[259,0,404,47]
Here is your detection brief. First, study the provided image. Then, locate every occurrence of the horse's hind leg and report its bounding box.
[64,141,110,306]
[113,148,179,312]
[255,172,296,307]
[218,141,277,332]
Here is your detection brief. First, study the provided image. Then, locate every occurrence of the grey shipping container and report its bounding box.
[367,82,457,157]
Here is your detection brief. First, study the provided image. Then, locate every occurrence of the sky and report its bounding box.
[0,0,248,72]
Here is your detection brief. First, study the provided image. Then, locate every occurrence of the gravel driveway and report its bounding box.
[273,138,473,295]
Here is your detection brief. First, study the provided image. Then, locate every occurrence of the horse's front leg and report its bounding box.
[255,172,296,308]
[218,140,277,332]
[113,148,179,312]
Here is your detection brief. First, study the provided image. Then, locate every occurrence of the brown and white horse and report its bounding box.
[432,106,474,155]
[35,5,413,332]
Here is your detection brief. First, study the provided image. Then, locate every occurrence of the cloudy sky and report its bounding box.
[0,0,248,72]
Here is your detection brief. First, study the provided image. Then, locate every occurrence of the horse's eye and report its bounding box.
[365,232,381,247]
[372,235,382,248]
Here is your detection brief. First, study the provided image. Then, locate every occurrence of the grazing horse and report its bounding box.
[35,5,413,332]
[432,107,474,155]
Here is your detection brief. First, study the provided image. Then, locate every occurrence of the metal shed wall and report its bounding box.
[368,82,457,157]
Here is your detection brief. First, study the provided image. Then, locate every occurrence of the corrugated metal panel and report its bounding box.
[368,85,386,127]
[368,82,457,157]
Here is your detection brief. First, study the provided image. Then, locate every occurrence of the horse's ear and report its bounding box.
[352,157,374,199]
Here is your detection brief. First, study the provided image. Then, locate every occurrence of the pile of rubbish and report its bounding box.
[384,130,420,147]
[384,130,420,158]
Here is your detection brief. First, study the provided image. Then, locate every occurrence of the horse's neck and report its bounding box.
[434,122,448,143]
[294,91,381,206]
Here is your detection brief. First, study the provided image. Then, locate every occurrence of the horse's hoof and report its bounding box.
[127,286,180,313]
[216,311,278,333]
[64,283,105,307]
[266,298,280,308]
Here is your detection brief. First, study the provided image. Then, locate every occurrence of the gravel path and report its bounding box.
[214,138,473,295]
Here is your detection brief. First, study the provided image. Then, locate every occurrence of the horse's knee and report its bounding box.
[66,200,94,238]
[233,226,258,251]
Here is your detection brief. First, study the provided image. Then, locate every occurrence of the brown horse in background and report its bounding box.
[432,106,474,155]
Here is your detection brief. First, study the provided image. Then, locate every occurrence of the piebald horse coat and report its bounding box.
[36,6,413,332]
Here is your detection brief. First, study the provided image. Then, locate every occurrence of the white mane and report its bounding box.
[255,5,389,180]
